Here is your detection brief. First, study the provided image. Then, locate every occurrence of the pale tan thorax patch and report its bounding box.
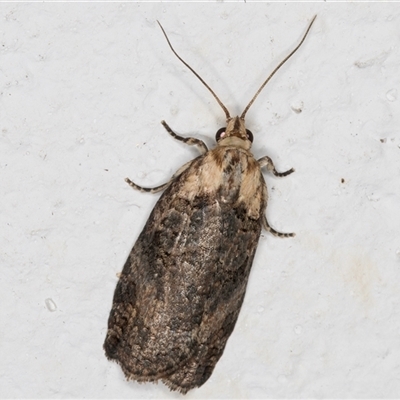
[177,152,224,200]
[238,156,265,219]
[178,144,265,220]
[218,136,251,151]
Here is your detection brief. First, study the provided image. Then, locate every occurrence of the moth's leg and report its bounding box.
[125,160,193,193]
[161,120,208,155]
[125,178,169,193]
[258,155,294,177]
[259,156,295,236]
[262,214,295,238]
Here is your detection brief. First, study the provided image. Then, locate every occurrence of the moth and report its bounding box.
[104,16,316,394]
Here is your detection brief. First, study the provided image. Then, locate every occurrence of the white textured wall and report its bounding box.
[2,2,400,398]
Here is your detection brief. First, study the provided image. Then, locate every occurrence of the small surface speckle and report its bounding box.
[294,325,302,335]
[45,298,57,312]
[386,89,397,102]
[291,101,304,114]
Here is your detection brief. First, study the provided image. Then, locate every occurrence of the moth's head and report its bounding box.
[215,116,253,150]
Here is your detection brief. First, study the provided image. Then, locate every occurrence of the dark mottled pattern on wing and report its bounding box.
[104,149,263,393]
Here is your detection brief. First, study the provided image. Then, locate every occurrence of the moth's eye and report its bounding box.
[246,129,254,143]
[215,127,226,142]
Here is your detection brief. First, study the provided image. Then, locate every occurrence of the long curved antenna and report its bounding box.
[240,15,317,119]
[157,21,231,120]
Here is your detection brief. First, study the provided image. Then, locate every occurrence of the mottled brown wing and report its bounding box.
[104,152,263,393]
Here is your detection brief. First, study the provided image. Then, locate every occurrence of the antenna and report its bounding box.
[157,21,231,120]
[240,15,317,119]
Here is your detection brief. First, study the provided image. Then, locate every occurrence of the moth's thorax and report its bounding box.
[218,136,251,151]
[178,146,266,220]
[218,116,252,150]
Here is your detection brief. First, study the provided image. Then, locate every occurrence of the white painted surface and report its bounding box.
[1,2,400,398]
